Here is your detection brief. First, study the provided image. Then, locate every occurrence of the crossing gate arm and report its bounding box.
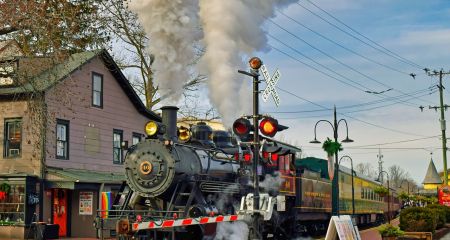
[132,214,248,231]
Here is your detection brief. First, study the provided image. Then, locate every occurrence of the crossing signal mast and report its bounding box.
[236,57,286,239]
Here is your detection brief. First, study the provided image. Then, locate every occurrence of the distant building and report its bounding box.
[422,158,442,191]
[0,44,159,238]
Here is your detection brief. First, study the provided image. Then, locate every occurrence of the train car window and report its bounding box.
[279,156,285,172]
[284,155,290,173]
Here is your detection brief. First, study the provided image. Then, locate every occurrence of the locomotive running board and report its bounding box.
[132,214,249,231]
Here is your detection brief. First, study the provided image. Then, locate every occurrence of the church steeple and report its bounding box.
[422,154,443,188]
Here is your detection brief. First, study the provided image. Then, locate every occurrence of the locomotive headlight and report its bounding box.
[145,121,165,137]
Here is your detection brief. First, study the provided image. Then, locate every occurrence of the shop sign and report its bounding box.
[79,191,93,215]
[439,186,450,206]
[325,215,361,240]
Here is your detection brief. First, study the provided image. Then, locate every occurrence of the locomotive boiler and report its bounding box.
[124,106,243,215]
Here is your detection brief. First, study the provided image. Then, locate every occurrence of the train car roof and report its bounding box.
[296,157,382,185]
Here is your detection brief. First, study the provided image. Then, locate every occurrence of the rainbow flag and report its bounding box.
[101,192,112,218]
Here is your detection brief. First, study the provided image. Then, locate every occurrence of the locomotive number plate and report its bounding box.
[140,161,153,175]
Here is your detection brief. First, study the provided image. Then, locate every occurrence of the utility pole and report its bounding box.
[377,148,384,182]
[422,69,450,185]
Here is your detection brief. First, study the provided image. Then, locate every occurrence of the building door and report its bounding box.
[52,189,68,237]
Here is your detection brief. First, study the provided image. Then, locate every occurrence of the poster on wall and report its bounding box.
[79,191,93,215]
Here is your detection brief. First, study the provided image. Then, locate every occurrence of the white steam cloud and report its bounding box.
[128,0,201,103]
[198,0,297,126]
[129,0,297,125]
[259,171,285,193]
[214,221,249,240]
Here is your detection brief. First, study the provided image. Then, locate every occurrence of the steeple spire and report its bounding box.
[422,153,443,185]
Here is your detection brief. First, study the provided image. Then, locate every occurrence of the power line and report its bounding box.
[268,42,424,108]
[298,1,425,69]
[268,20,435,105]
[276,10,411,75]
[267,44,369,92]
[267,86,436,114]
[276,86,428,137]
[348,135,441,148]
[268,36,372,92]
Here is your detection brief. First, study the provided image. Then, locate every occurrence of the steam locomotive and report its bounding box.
[95,106,399,239]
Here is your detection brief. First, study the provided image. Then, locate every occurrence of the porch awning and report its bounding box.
[45,167,125,189]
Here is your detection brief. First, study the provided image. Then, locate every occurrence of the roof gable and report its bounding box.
[0,49,160,121]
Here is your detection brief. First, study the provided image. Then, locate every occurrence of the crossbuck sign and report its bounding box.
[260,64,281,106]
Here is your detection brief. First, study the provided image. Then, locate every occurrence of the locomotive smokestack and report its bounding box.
[161,106,179,141]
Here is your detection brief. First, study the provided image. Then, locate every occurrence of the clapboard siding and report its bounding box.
[45,56,150,173]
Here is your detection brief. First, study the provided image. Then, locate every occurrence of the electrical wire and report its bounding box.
[346,135,441,148]
[268,38,371,92]
[276,86,429,137]
[266,86,436,114]
[267,44,368,92]
[298,1,425,69]
[276,10,411,75]
[268,42,422,108]
[268,22,435,105]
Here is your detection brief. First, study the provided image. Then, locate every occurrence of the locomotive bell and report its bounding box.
[177,126,192,143]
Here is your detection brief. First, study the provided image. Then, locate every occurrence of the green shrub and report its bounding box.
[399,207,436,233]
[427,204,450,223]
[378,224,404,237]
[431,208,446,229]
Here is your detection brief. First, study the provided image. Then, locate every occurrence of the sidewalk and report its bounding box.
[359,218,400,240]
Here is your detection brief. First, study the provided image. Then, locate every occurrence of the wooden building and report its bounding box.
[0,44,159,238]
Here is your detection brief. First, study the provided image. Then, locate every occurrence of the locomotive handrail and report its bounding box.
[173,142,236,157]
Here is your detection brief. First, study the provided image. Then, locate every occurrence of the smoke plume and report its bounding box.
[214,221,249,240]
[128,0,201,103]
[259,171,285,193]
[129,0,297,124]
[198,0,297,125]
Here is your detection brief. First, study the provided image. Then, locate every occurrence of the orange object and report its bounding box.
[52,189,67,237]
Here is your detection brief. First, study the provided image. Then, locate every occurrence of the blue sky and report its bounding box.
[253,0,450,184]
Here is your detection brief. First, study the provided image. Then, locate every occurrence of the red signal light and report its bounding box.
[271,153,278,161]
[259,117,278,137]
[232,118,252,139]
[243,153,252,162]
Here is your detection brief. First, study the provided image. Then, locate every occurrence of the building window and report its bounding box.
[4,118,22,158]
[113,129,123,164]
[132,133,142,145]
[56,119,69,159]
[92,72,103,107]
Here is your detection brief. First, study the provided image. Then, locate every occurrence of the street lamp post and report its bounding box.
[339,155,355,216]
[310,106,354,216]
[377,170,391,224]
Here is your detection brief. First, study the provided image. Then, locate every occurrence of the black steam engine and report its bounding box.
[125,107,243,217]
[94,106,398,240]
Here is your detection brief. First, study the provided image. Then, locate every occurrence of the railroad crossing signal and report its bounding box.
[260,64,281,106]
